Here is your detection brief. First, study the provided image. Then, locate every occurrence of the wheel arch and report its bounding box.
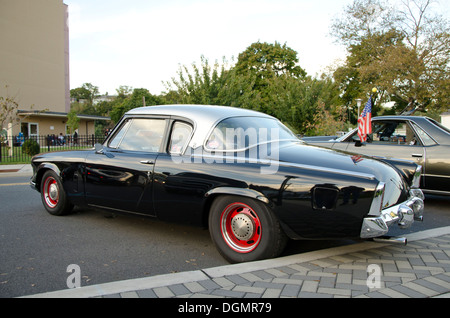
[34,163,61,193]
[202,187,269,228]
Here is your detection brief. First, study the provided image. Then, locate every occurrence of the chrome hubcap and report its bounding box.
[220,202,262,253]
[43,177,59,208]
[231,214,255,241]
[49,183,59,201]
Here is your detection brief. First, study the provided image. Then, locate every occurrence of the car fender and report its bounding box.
[373,157,421,187]
[33,162,62,192]
[205,187,269,204]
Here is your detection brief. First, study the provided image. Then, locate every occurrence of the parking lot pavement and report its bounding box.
[23,226,450,299]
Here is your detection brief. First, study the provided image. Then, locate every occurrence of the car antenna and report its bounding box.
[399,98,417,116]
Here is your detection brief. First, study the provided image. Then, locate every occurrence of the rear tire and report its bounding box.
[40,170,74,216]
[209,195,287,263]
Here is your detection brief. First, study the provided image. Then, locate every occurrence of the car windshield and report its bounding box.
[205,116,298,151]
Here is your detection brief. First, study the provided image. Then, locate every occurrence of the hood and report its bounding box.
[274,142,408,208]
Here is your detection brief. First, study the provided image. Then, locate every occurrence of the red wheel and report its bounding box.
[43,175,59,209]
[220,202,262,253]
[40,170,73,216]
[209,195,287,263]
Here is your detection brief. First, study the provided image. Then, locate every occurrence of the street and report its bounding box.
[1,172,449,298]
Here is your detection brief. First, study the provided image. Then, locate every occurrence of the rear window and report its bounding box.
[205,116,298,151]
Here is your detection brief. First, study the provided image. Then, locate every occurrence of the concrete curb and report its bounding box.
[0,164,33,175]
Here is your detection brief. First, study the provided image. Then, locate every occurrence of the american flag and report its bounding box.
[357,97,372,142]
[351,155,363,164]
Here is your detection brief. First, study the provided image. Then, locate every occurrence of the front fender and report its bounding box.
[31,162,61,193]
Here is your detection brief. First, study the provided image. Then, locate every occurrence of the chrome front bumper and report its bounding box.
[360,188,425,239]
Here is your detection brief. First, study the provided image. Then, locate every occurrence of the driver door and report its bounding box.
[84,117,167,215]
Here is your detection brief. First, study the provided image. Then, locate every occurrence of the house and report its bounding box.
[441,111,450,130]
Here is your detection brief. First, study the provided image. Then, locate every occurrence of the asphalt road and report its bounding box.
[1,173,449,298]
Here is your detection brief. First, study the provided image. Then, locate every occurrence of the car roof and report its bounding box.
[373,115,427,121]
[125,104,275,149]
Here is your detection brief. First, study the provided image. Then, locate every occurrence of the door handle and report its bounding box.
[140,160,154,165]
[411,154,423,158]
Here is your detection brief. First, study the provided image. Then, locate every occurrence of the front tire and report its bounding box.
[40,170,74,216]
[209,195,287,263]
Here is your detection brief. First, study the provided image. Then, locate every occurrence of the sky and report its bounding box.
[63,0,448,96]
[64,0,356,95]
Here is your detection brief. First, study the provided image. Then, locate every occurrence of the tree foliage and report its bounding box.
[109,88,163,123]
[331,0,449,114]
[70,83,99,104]
[163,43,342,135]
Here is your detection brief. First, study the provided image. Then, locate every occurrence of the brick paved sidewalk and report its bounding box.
[111,234,450,298]
[24,227,450,298]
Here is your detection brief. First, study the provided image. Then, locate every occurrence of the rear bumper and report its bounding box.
[360,188,424,238]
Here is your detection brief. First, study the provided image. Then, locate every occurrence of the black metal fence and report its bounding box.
[0,134,105,164]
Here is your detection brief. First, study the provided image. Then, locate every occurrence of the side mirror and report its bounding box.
[95,143,114,158]
[355,140,363,147]
[94,143,104,154]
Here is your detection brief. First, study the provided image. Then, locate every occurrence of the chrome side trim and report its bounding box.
[276,161,376,180]
[191,154,376,180]
[205,187,269,204]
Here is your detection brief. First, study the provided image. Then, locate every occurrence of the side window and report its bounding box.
[108,118,166,152]
[411,122,437,146]
[168,122,193,154]
[371,121,418,145]
[109,120,131,149]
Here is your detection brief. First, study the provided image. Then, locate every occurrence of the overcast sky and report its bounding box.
[63,0,448,96]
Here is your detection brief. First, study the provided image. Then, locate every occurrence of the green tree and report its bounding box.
[165,45,343,135]
[70,83,99,104]
[235,41,306,79]
[110,88,162,123]
[0,85,20,131]
[67,110,80,133]
[233,41,307,115]
[164,55,230,105]
[331,0,450,114]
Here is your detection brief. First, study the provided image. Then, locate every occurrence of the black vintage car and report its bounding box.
[30,105,425,263]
